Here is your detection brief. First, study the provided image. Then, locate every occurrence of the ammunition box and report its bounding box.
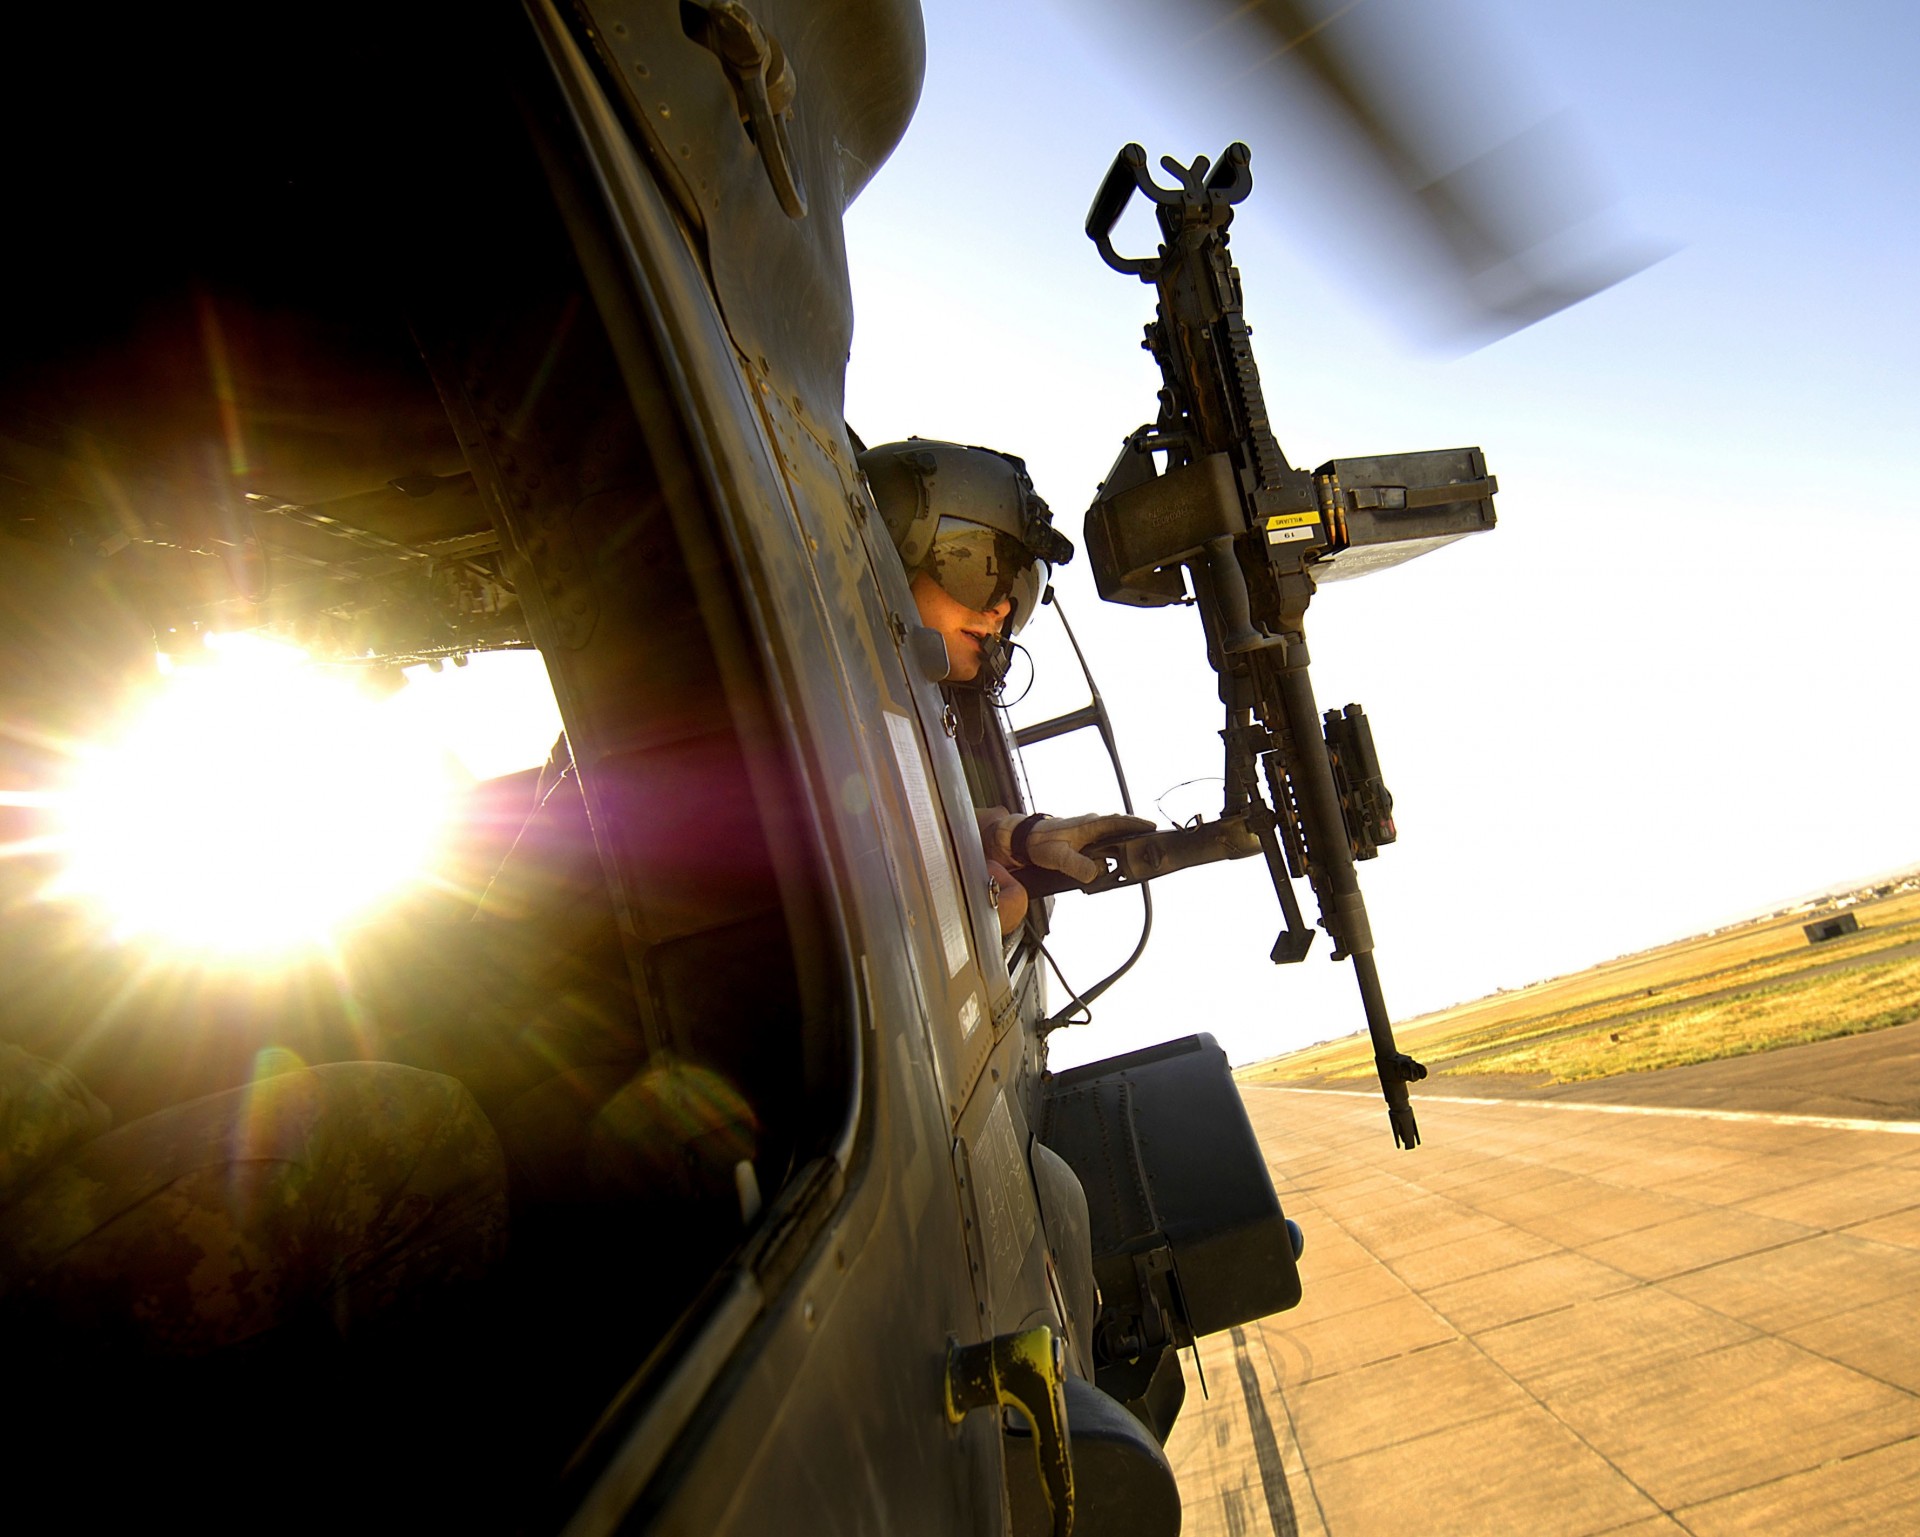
[1312,447,1497,581]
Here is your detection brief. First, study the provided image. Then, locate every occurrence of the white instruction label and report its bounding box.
[974,1092,1037,1305]
[884,711,972,977]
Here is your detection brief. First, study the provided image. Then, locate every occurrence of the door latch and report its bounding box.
[945,1326,1074,1536]
[685,1,808,218]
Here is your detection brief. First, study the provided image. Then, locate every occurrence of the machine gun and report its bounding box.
[1050,143,1500,1149]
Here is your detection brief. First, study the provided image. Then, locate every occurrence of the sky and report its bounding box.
[839,0,1920,1071]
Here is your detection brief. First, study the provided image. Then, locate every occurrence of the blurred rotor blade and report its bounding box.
[1065,0,1668,343]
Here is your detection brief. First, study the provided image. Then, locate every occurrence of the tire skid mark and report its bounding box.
[1231,1324,1300,1536]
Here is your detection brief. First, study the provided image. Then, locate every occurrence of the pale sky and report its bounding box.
[841,0,1920,1070]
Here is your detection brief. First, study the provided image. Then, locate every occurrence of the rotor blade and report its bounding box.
[1063,0,1667,343]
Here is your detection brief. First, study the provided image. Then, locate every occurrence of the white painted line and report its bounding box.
[1248,1085,1920,1136]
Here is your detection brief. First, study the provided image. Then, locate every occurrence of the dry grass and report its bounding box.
[1241,886,1920,1087]
[1465,953,1920,1083]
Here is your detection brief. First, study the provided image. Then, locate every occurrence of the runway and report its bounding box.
[1162,1084,1920,1534]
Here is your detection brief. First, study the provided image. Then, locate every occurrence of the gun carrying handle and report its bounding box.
[1086,145,1158,277]
[1204,141,1253,198]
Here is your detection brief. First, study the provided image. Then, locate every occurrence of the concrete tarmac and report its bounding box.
[1164,1082,1920,1534]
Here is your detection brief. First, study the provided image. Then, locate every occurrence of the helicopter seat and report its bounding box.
[0,1053,507,1357]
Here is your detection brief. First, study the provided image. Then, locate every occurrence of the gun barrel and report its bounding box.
[1267,660,1422,1147]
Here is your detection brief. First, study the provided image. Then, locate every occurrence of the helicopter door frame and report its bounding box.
[516,4,1013,1531]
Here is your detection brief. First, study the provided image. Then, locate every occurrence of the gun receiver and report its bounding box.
[1079,143,1498,1148]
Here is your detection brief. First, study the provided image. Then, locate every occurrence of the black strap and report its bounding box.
[1348,476,1497,511]
[1009,813,1049,869]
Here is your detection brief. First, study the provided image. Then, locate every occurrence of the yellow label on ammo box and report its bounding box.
[1265,510,1321,545]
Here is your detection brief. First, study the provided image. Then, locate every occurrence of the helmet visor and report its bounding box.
[924,519,1047,635]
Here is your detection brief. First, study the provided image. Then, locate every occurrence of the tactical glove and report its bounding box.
[981,809,1156,886]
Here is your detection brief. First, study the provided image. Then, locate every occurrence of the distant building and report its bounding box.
[1804,913,1860,944]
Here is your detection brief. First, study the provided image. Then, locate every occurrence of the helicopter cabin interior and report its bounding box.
[0,8,856,1523]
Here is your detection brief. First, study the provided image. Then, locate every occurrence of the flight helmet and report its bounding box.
[857,439,1073,637]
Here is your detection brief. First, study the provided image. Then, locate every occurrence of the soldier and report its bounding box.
[858,439,1152,934]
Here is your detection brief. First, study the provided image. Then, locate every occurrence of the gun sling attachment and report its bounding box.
[1059,143,1498,1148]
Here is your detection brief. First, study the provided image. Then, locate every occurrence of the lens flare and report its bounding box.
[55,634,458,957]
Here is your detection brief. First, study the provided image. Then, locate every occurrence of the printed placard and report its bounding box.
[884,710,972,977]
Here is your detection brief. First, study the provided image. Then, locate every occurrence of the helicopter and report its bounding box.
[0,2,1627,1531]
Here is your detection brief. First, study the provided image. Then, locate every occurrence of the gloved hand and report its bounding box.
[981,809,1157,885]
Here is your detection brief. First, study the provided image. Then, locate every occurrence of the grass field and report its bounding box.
[1240,884,1920,1087]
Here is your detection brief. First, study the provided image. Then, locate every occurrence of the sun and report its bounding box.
[55,633,461,957]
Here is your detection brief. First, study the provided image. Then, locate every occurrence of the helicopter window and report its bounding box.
[945,681,1055,959]
[53,632,479,957]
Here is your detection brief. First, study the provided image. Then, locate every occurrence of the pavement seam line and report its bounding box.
[1669,1430,1920,1523]
[1366,1274,1674,1520]
[1261,1090,1920,1529]
[1396,1113,1920,1399]
[1283,1395,1529,1476]
[1255,1086,1920,1136]
[1387,1279,1674,1522]
[1838,1201,1920,1240]
[1641,1261,1920,1406]
[1306,1154,1675,1522]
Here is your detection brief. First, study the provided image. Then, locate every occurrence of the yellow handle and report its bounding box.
[945,1326,1074,1536]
